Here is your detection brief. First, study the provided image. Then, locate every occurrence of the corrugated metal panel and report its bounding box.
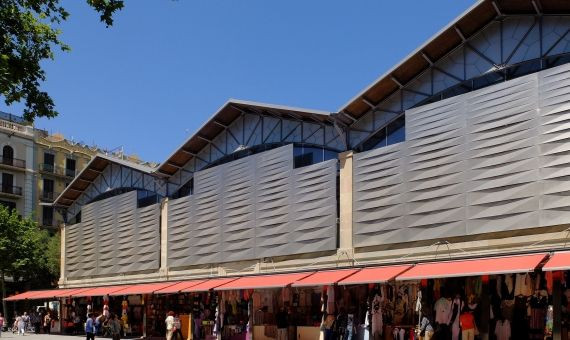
[353,63,570,247]
[167,144,338,267]
[65,191,160,278]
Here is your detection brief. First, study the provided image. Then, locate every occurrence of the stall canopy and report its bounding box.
[542,251,570,271]
[5,289,65,301]
[182,278,239,292]
[338,265,412,285]
[292,269,360,287]
[215,272,314,290]
[397,253,548,281]
[154,280,206,294]
[71,285,132,297]
[54,288,94,298]
[108,282,181,296]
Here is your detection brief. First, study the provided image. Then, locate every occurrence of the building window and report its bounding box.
[65,158,76,177]
[293,146,338,169]
[0,200,16,212]
[43,178,54,200]
[42,206,54,227]
[173,178,194,199]
[2,145,13,166]
[359,115,406,152]
[1,173,13,194]
[43,152,55,172]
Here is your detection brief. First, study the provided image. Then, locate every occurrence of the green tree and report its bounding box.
[1,0,124,122]
[45,232,60,278]
[0,206,50,321]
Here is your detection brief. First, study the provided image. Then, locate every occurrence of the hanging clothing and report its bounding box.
[327,286,336,314]
[495,320,511,340]
[371,294,383,337]
[514,274,533,297]
[546,271,553,295]
[496,275,503,299]
[505,275,514,297]
[434,298,452,325]
[450,298,463,340]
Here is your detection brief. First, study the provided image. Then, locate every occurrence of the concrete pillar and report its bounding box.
[58,223,66,285]
[338,151,354,250]
[160,198,169,275]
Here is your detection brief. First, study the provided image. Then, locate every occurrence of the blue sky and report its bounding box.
[5,0,475,163]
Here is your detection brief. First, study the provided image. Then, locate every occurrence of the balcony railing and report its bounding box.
[42,218,54,227]
[40,190,59,202]
[0,156,26,169]
[39,163,76,178]
[0,185,22,196]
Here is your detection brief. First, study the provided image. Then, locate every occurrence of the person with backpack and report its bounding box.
[85,313,96,340]
[43,312,51,334]
[418,307,434,340]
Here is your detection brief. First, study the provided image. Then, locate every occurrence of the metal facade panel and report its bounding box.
[64,191,160,279]
[167,144,338,268]
[353,63,570,247]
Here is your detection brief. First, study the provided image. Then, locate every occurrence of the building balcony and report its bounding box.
[0,185,22,198]
[0,156,27,172]
[41,218,55,228]
[38,163,76,178]
[39,190,59,202]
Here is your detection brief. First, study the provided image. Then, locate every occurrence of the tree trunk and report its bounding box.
[1,270,7,324]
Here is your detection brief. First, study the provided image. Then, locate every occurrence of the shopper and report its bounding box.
[0,312,4,337]
[459,309,477,340]
[418,307,434,340]
[173,313,183,340]
[109,314,121,340]
[95,313,106,336]
[85,313,96,340]
[165,311,175,340]
[276,307,289,340]
[43,312,51,334]
[17,313,26,336]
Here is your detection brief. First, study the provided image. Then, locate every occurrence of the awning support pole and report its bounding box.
[554,273,562,340]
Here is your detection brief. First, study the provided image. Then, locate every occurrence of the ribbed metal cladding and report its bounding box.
[353,63,570,248]
[167,144,338,267]
[65,191,160,278]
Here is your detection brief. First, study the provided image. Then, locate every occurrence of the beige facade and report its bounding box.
[0,114,35,217]
[34,132,97,229]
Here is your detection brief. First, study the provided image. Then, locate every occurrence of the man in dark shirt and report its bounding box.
[276,307,289,340]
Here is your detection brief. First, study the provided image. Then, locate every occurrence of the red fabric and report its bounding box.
[338,266,411,285]
[71,285,131,297]
[397,253,547,280]
[459,313,475,330]
[155,280,206,294]
[182,278,238,292]
[215,273,313,290]
[108,282,180,296]
[292,269,360,287]
[543,252,570,271]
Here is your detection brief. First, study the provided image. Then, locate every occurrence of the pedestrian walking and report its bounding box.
[43,312,51,334]
[0,312,4,337]
[85,313,96,340]
[109,314,121,340]
[31,312,40,334]
[17,313,26,336]
[173,313,183,340]
[165,311,175,340]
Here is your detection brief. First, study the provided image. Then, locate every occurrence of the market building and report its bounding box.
[6,1,570,340]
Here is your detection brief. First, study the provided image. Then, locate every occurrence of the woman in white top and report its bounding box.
[165,311,175,340]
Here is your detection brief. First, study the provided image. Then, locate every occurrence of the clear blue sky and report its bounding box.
[5,0,475,163]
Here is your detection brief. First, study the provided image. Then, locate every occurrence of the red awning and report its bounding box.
[182,278,239,292]
[542,252,570,271]
[397,253,548,280]
[108,282,181,296]
[292,269,360,287]
[215,272,314,290]
[154,280,206,294]
[71,285,131,297]
[338,265,412,285]
[54,288,93,298]
[5,290,48,301]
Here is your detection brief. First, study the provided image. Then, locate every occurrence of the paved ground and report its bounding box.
[0,333,146,339]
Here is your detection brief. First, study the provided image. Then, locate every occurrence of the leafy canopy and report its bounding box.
[0,0,124,122]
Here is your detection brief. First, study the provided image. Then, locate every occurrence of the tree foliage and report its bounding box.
[0,0,124,121]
